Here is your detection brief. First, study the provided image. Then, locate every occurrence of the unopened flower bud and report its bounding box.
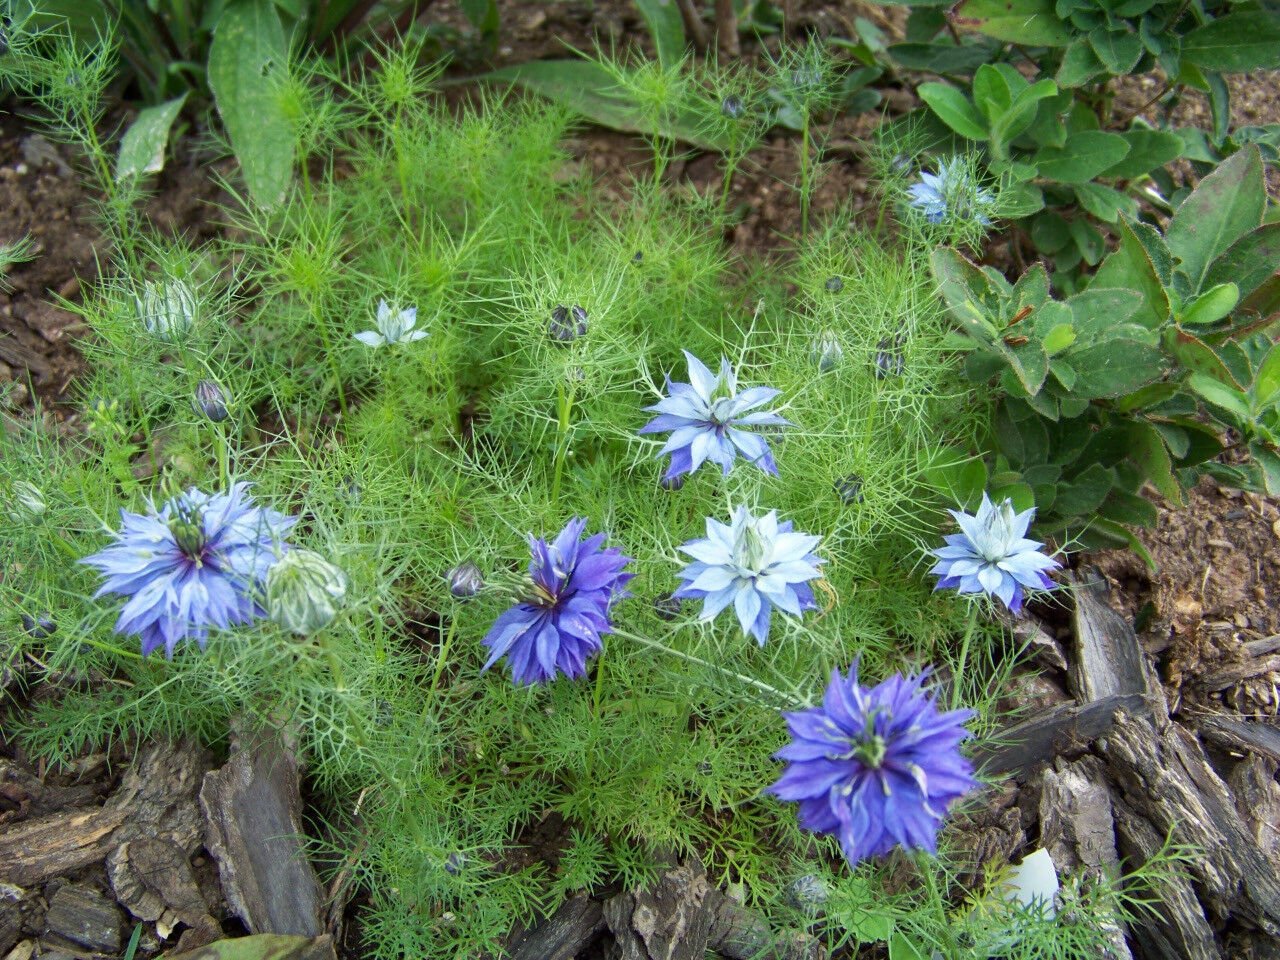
[653,593,683,620]
[810,330,842,373]
[193,379,229,422]
[632,251,644,264]
[548,304,588,343]
[824,275,843,293]
[721,94,745,119]
[8,480,46,521]
[659,473,685,492]
[136,278,197,340]
[444,852,466,875]
[266,550,348,636]
[21,613,57,640]
[447,561,484,599]
[834,474,863,505]
[786,874,829,911]
[874,335,905,378]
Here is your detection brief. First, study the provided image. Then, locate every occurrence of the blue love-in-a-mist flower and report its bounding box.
[929,492,1059,614]
[639,351,790,481]
[81,482,297,657]
[768,663,978,866]
[481,517,633,686]
[907,159,995,226]
[674,505,822,645]
[354,299,428,347]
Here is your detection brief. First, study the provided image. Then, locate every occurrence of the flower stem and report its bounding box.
[799,110,811,240]
[611,627,806,707]
[550,380,575,503]
[428,616,457,700]
[950,606,979,711]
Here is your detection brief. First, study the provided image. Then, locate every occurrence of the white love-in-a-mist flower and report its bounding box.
[354,299,428,348]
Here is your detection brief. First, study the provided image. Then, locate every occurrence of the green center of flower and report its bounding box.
[852,711,888,768]
[736,523,768,575]
[168,502,207,560]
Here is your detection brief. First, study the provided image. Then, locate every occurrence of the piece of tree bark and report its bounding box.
[0,806,127,885]
[507,896,605,960]
[0,760,103,822]
[1195,714,1280,765]
[973,693,1151,778]
[604,859,714,960]
[705,889,826,960]
[1111,792,1221,960]
[1039,755,1120,874]
[1228,756,1280,861]
[107,837,220,946]
[42,883,124,955]
[200,724,325,938]
[1005,611,1068,672]
[1198,653,1280,693]
[714,0,740,57]
[1101,712,1280,935]
[1067,571,1160,713]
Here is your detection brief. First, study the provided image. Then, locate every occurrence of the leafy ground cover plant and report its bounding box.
[0,27,1193,960]
[929,144,1280,552]
[881,0,1280,289]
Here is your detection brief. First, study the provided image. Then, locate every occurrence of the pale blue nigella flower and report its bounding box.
[354,299,428,347]
[640,351,789,481]
[81,483,297,657]
[907,159,995,225]
[768,663,978,866]
[481,518,633,686]
[674,506,822,645]
[929,493,1060,614]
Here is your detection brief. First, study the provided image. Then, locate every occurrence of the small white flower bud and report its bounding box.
[266,550,348,636]
[136,278,197,340]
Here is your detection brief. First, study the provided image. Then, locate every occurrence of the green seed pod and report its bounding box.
[266,549,348,636]
[8,480,46,521]
[136,278,197,340]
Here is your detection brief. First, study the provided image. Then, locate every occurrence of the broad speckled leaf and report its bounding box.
[1099,129,1183,179]
[952,0,1073,46]
[165,934,335,960]
[1067,338,1166,398]
[1202,223,1280,302]
[1088,26,1142,75]
[930,246,1002,338]
[1166,145,1264,292]
[888,42,998,74]
[208,0,294,209]
[1182,14,1280,72]
[1074,182,1138,222]
[1092,218,1170,328]
[635,0,687,69]
[116,94,188,181]
[1066,287,1143,336]
[1032,131,1130,183]
[1188,373,1251,420]
[1056,38,1106,87]
[1164,329,1241,387]
[481,62,732,152]
[1127,421,1180,502]
[1180,283,1239,327]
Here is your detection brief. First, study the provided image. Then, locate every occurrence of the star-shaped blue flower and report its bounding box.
[81,483,297,657]
[768,663,978,866]
[674,506,822,645]
[639,352,789,482]
[929,493,1059,614]
[907,159,995,226]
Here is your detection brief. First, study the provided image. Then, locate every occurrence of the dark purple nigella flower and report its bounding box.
[549,304,588,343]
[639,351,790,482]
[768,663,977,866]
[481,517,633,686]
[80,482,296,657]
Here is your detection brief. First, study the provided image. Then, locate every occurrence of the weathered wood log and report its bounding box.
[0,805,127,885]
[1111,792,1221,960]
[507,896,605,960]
[705,888,826,960]
[1195,714,1280,765]
[974,693,1151,778]
[604,859,714,960]
[42,883,124,955]
[1228,756,1280,862]
[0,759,103,821]
[1198,653,1280,693]
[1067,571,1159,710]
[1038,755,1120,874]
[1101,712,1280,935]
[1002,610,1067,672]
[107,837,220,946]
[200,724,325,938]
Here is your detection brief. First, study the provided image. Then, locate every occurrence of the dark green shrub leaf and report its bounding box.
[1054,462,1115,515]
[1067,339,1166,397]
[208,0,294,209]
[1188,372,1251,419]
[1056,38,1106,87]
[931,247,1002,337]
[1254,343,1280,408]
[1182,14,1280,73]
[1043,324,1077,355]
[1127,421,1180,502]
[952,0,1074,46]
[1180,282,1239,327]
[1100,129,1184,179]
[924,447,988,507]
[1202,223,1280,302]
[1164,329,1241,387]
[1099,488,1158,527]
[1074,182,1137,223]
[634,0,686,68]
[918,82,988,139]
[1088,26,1143,75]
[1066,287,1143,336]
[888,42,997,73]
[1166,145,1264,291]
[460,0,500,35]
[1092,219,1170,328]
[1030,212,1071,253]
[1069,218,1106,265]
[1251,445,1280,496]
[1033,131,1130,182]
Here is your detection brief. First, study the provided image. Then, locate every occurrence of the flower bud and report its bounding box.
[786,874,829,911]
[653,593,683,621]
[824,275,843,293]
[136,278,197,340]
[834,474,863,505]
[721,94,745,119]
[874,335,905,378]
[632,251,644,264]
[548,304,587,343]
[447,561,484,599]
[21,613,57,640]
[659,473,685,492]
[193,379,229,422]
[266,550,348,636]
[444,852,466,875]
[8,480,46,521]
[809,330,842,373]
